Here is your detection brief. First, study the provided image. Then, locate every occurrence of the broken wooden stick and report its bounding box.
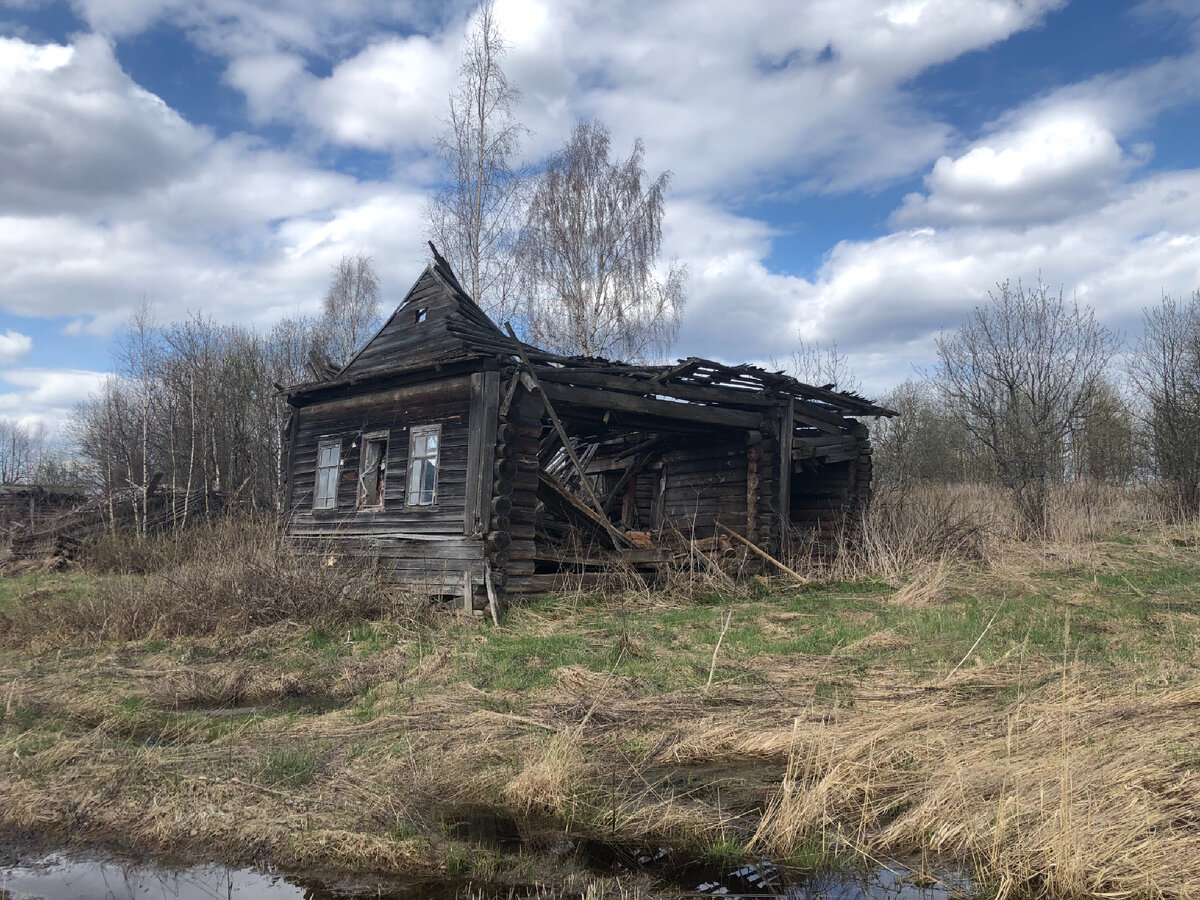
[484,564,502,627]
[705,607,734,695]
[713,520,809,585]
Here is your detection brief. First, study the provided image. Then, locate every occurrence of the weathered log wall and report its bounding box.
[491,383,543,597]
[788,420,872,530]
[659,435,749,539]
[285,375,491,595]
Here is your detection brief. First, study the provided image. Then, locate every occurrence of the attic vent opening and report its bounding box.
[414,307,427,324]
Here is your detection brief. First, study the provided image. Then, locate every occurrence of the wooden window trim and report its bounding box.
[314,438,341,511]
[406,424,441,507]
[357,429,389,511]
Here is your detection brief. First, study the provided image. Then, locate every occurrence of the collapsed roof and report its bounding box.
[288,247,896,424]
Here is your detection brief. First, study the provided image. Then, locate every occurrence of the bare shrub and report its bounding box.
[1129,290,1200,519]
[792,479,1164,586]
[1040,479,1166,544]
[797,483,996,583]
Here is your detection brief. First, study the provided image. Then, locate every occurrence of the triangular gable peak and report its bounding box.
[335,258,515,383]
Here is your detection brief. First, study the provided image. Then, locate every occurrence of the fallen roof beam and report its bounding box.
[507,323,630,549]
[537,470,626,549]
[538,382,765,429]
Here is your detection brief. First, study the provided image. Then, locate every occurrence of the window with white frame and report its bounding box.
[314,439,341,510]
[358,430,389,508]
[406,425,440,506]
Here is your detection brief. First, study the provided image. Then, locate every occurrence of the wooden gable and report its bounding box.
[336,259,513,382]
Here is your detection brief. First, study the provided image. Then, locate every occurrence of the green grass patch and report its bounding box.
[255,746,320,787]
[0,702,45,731]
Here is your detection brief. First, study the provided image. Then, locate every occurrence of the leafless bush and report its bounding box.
[792,479,1165,584]
[814,482,996,582]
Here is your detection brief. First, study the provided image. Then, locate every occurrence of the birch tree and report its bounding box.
[519,120,686,362]
[425,0,526,321]
[787,338,861,393]
[319,252,382,367]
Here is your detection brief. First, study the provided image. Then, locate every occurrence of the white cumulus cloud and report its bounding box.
[894,110,1134,226]
[0,34,206,214]
[0,330,32,365]
[0,367,110,436]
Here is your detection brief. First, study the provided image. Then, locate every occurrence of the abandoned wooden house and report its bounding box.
[280,250,895,612]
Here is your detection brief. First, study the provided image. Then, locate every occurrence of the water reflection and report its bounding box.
[0,849,966,900]
[0,852,438,900]
[690,859,965,899]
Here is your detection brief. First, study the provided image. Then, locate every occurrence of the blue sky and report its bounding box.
[1,0,1200,432]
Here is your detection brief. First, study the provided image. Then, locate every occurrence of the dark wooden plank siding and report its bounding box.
[337,274,469,380]
[294,534,485,592]
[285,377,473,538]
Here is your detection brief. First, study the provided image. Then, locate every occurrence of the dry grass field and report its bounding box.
[1,486,1198,898]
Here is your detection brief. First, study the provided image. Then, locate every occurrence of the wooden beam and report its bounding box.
[778,397,794,535]
[539,382,764,429]
[714,520,808,585]
[505,323,630,549]
[746,434,759,541]
[498,369,521,420]
[792,435,860,460]
[535,367,776,407]
[537,470,626,549]
[649,358,701,383]
[464,370,500,535]
[484,565,501,627]
[600,453,652,516]
[793,400,854,432]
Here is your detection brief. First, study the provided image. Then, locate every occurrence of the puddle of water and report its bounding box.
[0,840,968,900]
[442,805,525,854]
[0,851,452,900]
[579,839,969,900]
[684,859,966,899]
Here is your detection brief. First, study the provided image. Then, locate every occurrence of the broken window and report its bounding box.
[406,424,440,506]
[414,307,427,324]
[358,431,389,508]
[314,439,341,510]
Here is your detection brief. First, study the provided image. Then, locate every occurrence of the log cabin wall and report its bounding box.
[285,374,487,593]
[751,418,784,553]
[493,385,542,596]
[659,434,750,540]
